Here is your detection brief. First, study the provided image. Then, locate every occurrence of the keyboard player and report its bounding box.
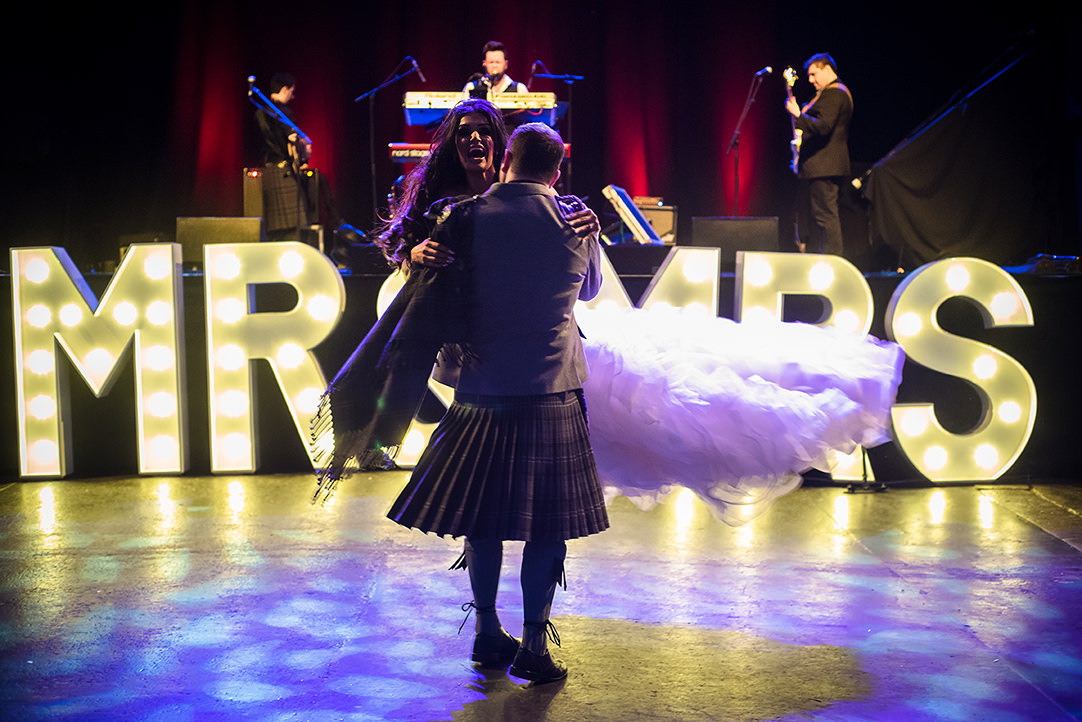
[464,40,527,99]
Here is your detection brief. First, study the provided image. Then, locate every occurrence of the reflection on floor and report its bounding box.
[1,473,1080,721]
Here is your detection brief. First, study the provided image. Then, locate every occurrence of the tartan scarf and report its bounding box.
[310,198,476,503]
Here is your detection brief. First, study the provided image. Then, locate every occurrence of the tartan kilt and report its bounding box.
[387,390,610,541]
[262,163,310,233]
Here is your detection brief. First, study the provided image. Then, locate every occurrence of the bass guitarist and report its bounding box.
[785,53,853,257]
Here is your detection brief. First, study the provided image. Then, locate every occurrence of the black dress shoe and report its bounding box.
[508,647,568,684]
[472,629,520,668]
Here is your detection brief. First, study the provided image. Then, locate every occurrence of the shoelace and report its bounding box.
[457,601,497,634]
[523,619,561,647]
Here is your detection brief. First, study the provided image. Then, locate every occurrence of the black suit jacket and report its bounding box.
[795,80,852,179]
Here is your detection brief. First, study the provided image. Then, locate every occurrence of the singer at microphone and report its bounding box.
[463,40,528,98]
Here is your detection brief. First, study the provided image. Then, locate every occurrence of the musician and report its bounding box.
[463,41,528,99]
[785,53,853,256]
[255,73,356,264]
[254,73,313,241]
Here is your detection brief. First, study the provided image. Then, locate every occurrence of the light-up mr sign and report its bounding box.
[11,241,345,477]
[204,242,345,473]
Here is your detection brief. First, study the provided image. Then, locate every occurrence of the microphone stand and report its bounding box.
[725,71,768,217]
[354,58,424,223]
[535,63,583,193]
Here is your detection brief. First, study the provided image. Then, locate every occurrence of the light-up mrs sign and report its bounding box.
[736,251,877,480]
[9,243,1036,483]
[885,257,1036,481]
[737,252,1036,482]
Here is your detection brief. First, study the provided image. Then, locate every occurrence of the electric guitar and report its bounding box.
[783,67,802,175]
[287,132,312,178]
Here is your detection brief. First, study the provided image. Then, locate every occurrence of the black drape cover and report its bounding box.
[865,40,1077,267]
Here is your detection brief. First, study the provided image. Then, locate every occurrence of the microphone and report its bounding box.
[409,56,427,83]
[247,75,256,95]
[527,61,538,90]
[755,66,773,77]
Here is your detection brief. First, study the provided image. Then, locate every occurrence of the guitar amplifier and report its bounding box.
[241,167,321,226]
[242,168,263,217]
[635,204,677,244]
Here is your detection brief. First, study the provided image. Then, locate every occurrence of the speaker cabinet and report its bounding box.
[690,217,779,269]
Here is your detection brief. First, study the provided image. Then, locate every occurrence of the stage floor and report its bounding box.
[1,474,1080,721]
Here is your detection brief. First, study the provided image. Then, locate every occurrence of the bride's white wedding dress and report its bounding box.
[576,305,904,525]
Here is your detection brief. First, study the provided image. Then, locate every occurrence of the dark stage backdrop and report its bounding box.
[7,1,1075,272]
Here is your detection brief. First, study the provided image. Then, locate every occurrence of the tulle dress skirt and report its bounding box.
[576,305,904,526]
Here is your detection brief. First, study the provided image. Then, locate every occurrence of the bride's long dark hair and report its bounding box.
[375,98,508,265]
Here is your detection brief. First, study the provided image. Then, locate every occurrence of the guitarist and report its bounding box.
[785,53,853,257]
[255,72,313,241]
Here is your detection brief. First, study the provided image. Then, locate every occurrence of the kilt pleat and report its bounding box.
[387,390,609,541]
[262,163,309,233]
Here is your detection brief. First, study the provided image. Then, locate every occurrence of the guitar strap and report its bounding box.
[805,81,853,113]
[835,81,854,111]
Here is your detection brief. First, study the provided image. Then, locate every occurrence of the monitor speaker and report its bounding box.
[175,217,262,264]
[690,217,779,269]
